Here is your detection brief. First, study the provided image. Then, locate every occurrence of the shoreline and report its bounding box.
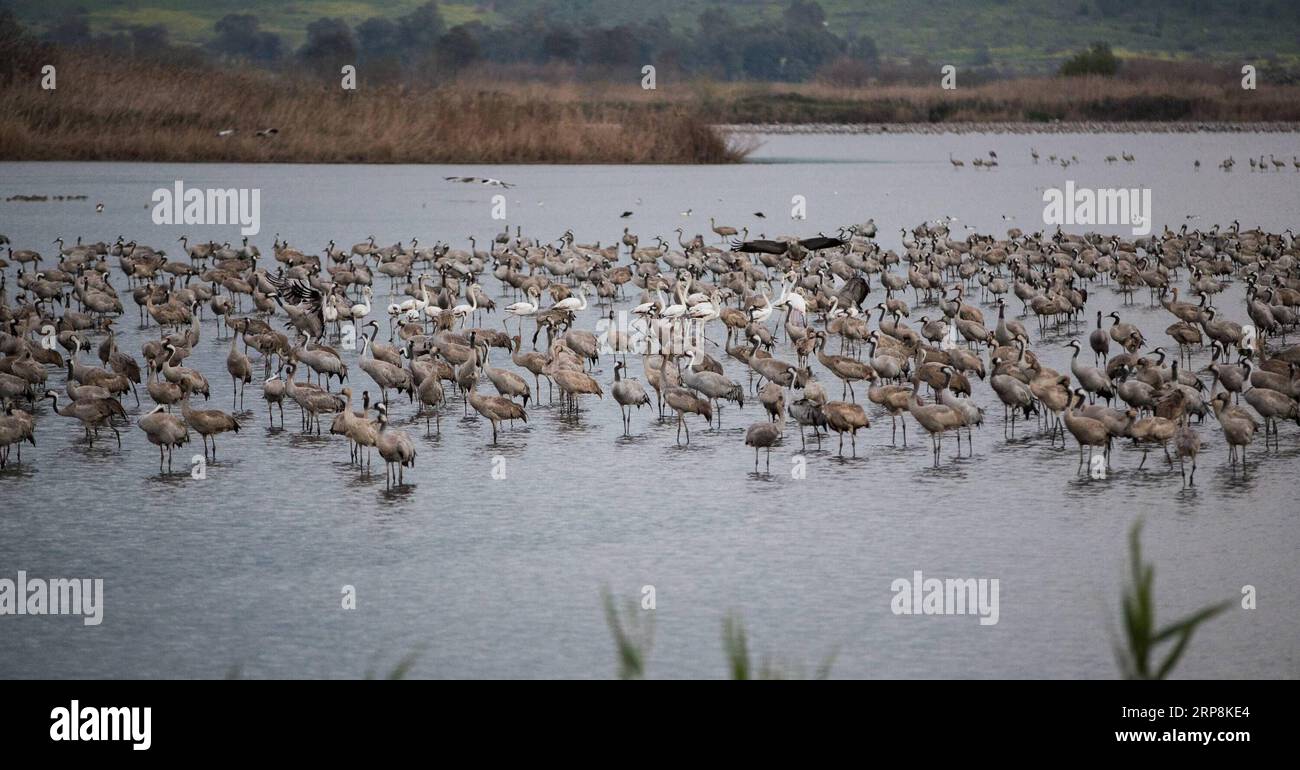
[721,121,1300,135]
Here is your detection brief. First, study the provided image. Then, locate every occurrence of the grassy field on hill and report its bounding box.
[11,0,1300,71]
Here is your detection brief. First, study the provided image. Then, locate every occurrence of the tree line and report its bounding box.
[11,1,878,84]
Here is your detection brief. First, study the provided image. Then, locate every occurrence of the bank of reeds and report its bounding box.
[4,55,1297,164]
[0,57,749,164]
[681,77,1300,124]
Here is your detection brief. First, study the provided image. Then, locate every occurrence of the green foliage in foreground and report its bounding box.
[605,521,1230,681]
[222,521,1229,680]
[604,590,835,680]
[603,590,654,681]
[1114,522,1230,680]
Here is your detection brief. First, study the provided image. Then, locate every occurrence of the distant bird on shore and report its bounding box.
[256,127,279,138]
[754,211,766,218]
[620,211,633,218]
[95,203,104,214]
[680,208,692,216]
[216,129,235,137]
[445,176,515,189]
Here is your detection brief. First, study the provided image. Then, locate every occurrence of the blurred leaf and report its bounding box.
[722,614,751,681]
[1116,520,1228,680]
[603,588,652,680]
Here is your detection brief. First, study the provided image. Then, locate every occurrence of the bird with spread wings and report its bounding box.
[264,270,325,325]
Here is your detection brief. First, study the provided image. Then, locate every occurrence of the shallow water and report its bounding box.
[1,132,1297,679]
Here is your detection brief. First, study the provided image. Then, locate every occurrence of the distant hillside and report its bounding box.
[9,0,1300,73]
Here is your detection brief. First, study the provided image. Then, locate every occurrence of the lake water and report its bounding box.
[1,131,1297,679]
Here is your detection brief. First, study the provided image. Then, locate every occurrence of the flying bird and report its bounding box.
[730,237,788,255]
[444,176,515,189]
[798,234,848,251]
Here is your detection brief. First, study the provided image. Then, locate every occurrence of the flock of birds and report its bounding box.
[1216,154,1300,172]
[2,214,1299,488]
[946,148,1300,172]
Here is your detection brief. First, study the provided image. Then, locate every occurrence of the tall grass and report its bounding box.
[603,591,835,680]
[1114,521,1230,680]
[0,56,748,164]
[604,521,1230,681]
[699,78,1300,124]
[603,589,654,680]
[4,54,1296,165]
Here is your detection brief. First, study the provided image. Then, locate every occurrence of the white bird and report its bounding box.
[504,287,541,333]
[348,286,373,321]
[772,274,807,314]
[451,284,481,326]
[444,175,514,189]
[687,293,720,321]
[658,283,687,324]
[396,275,431,315]
[631,293,661,317]
[552,284,589,313]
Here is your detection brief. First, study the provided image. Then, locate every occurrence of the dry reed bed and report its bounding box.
[0,59,746,164]
[680,78,1300,124]
[534,77,1300,124]
[3,58,1297,164]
